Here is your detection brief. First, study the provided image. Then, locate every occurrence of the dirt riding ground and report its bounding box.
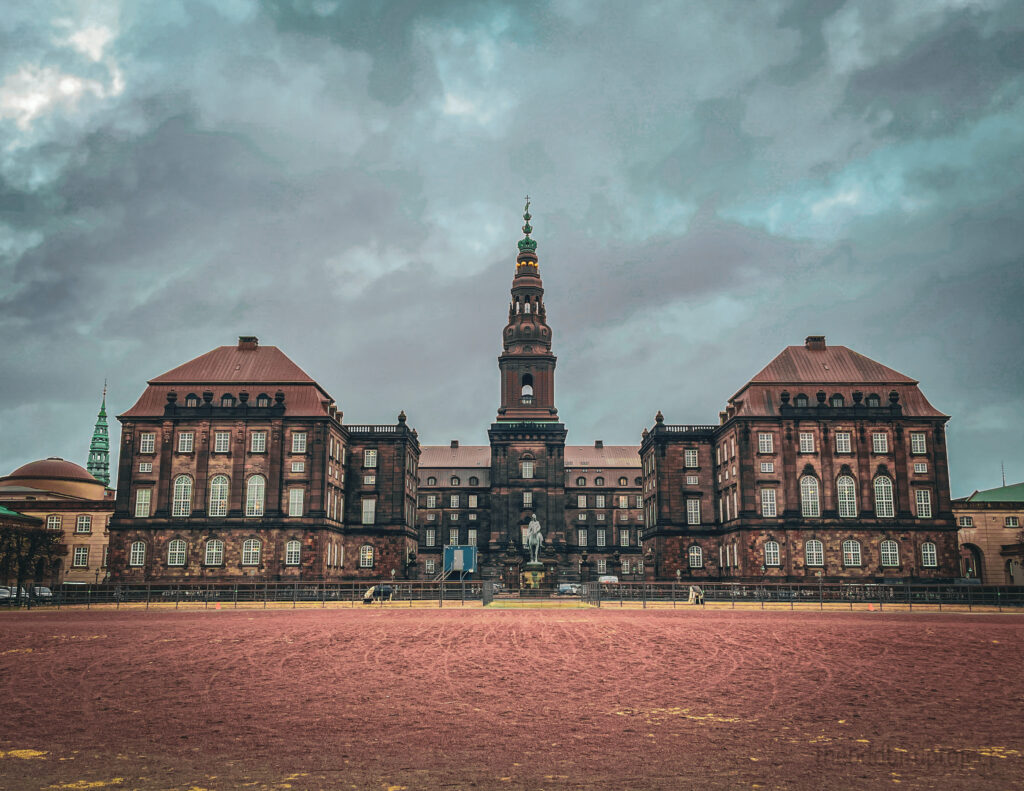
[1,608,1022,791]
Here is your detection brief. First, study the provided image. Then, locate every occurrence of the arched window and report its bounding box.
[450,476,460,486]
[688,545,703,568]
[921,541,938,568]
[521,373,534,404]
[242,539,261,566]
[842,539,862,567]
[595,476,604,487]
[619,477,628,486]
[469,476,479,486]
[246,475,265,517]
[185,393,200,407]
[576,476,586,486]
[285,540,301,566]
[220,393,235,407]
[172,475,192,517]
[830,394,844,408]
[523,300,531,314]
[866,393,881,407]
[764,540,781,567]
[800,476,820,517]
[837,476,857,518]
[874,476,894,517]
[256,393,271,407]
[129,540,146,566]
[426,477,437,486]
[794,393,809,407]
[635,477,642,486]
[205,539,224,566]
[208,475,229,517]
[805,539,824,567]
[880,539,900,567]
[167,539,187,566]
[359,545,374,568]
[520,460,534,478]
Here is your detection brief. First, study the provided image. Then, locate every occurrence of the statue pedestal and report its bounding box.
[521,562,546,591]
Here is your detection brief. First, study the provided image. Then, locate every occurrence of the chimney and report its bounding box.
[238,336,259,350]
[450,440,459,449]
[594,440,604,449]
[805,335,826,351]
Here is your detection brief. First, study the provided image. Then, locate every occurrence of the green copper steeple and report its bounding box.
[87,382,110,487]
[517,196,537,254]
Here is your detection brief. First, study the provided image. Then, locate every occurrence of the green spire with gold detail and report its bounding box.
[87,381,110,487]
[517,196,537,254]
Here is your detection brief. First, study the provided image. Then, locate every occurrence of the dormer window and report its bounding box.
[794,393,809,407]
[256,393,271,407]
[185,393,200,407]
[866,393,881,407]
[830,394,844,408]
[220,394,235,407]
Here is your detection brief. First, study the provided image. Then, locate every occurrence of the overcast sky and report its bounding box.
[2,0,1022,497]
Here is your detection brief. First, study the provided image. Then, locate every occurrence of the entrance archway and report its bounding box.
[960,543,983,581]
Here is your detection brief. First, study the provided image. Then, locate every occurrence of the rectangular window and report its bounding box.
[596,528,606,547]
[596,512,605,521]
[618,495,628,509]
[805,541,823,567]
[684,449,699,468]
[686,499,700,525]
[577,494,587,508]
[577,529,587,547]
[914,462,928,474]
[285,542,301,565]
[72,546,89,567]
[835,432,851,454]
[764,542,780,567]
[449,512,458,521]
[75,515,92,534]
[363,474,376,485]
[760,461,774,474]
[521,461,534,478]
[523,492,533,508]
[139,432,156,454]
[921,543,938,568]
[916,490,932,519]
[685,475,699,486]
[799,432,814,453]
[758,433,774,454]
[597,559,607,574]
[468,494,478,508]
[467,529,477,545]
[361,498,376,525]
[521,525,530,546]
[251,431,267,453]
[468,513,477,521]
[46,515,62,530]
[622,559,630,575]
[620,530,630,547]
[595,495,606,508]
[102,546,109,567]
[450,529,459,545]
[178,432,194,453]
[359,545,373,568]
[426,495,437,508]
[910,433,927,454]
[291,461,305,473]
[425,529,436,547]
[1005,516,1019,528]
[426,513,435,521]
[761,489,777,517]
[450,495,460,508]
[134,489,152,518]
[292,432,307,453]
[364,449,377,468]
[425,559,436,574]
[635,495,643,508]
[958,515,973,527]
[214,431,230,453]
[872,433,889,454]
[288,488,304,517]
[138,462,152,473]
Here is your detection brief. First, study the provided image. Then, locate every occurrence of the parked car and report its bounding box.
[32,586,53,601]
[556,583,581,596]
[597,575,619,586]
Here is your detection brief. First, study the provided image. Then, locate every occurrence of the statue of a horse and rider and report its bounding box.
[525,513,544,564]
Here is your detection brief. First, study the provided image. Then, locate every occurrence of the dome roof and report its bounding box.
[6,457,99,483]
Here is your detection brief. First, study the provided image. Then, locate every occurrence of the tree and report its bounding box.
[0,524,62,605]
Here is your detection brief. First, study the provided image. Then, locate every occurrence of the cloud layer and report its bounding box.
[2,0,1023,496]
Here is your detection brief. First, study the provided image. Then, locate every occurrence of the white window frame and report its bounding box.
[73,546,90,567]
[921,542,938,568]
[361,498,376,525]
[172,475,192,517]
[686,499,700,525]
[251,431,267,453]
[167,539,187,567]
[760,461,774,474]
[596,528,606,547]
[449,528,459,545]
[208,475,229,517]
[288,488,304,517]
[425,559,436,574]
[761,488,777,518]
[685,475,699,486]
[874,476,895,518]
[958,515,973,527]
[178,432,194,453]
[880,539,900,568]
[291,460,305,473]
[577,494,587,508]
[914,462,928,474]
[359,545,374,568]
[285,540,301,566]
[597,559,607,574]
[619,529,630,547]
[1006,516,1020,528]
[684,449,699,468]
[425,529,436,547]
[214,431,231,453]
[138,462,152,473]
[292,432,307,454]
[800,476,820,518]
[835,432,851,454]
[764,541,781,567]
[842,539,862,567]
[688,545,703,568]
[618,495,628,509]
[245,475,265,517]
[805,539,824,567]
[523,492,533,507]
[799,432,814,453]
[426,495,437,508]
[468,494,478,508]
[910,433,927,454]
[872,433,889,454]
[837,476,857,518]
[450,495,460,508]
[915,489,932,519]
[577,528,587,547]
[521,460,534,478]
[129,541,146,567]
[467,528,477,545]
[205,539,224,566]
[139,432,156,454]
[46,514,62,530]
[135,489,152,518]
[364,449,377,468]
[758,433,774,454]
[241,539,261,566]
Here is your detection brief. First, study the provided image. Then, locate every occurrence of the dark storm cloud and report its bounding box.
[1,0,1023,497]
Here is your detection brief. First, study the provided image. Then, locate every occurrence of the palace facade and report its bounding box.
[104,205,961,584]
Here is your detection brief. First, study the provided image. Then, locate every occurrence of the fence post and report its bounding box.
[263,581,268,609]
[642,582,647,609]
[87,584,91,610]
[439,579,443,609]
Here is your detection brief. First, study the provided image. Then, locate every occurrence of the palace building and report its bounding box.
[104,203,961,584]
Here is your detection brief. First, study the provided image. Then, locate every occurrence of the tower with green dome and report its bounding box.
[87,383,110,487]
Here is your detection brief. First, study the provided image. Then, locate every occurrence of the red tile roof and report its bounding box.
[420,446,491,468]
[151,345,316,384]
[565,446,640,468]
[748,344,916,386]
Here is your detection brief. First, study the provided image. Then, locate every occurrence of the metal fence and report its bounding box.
[580,581,1024,611]
[2,579,486,609]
